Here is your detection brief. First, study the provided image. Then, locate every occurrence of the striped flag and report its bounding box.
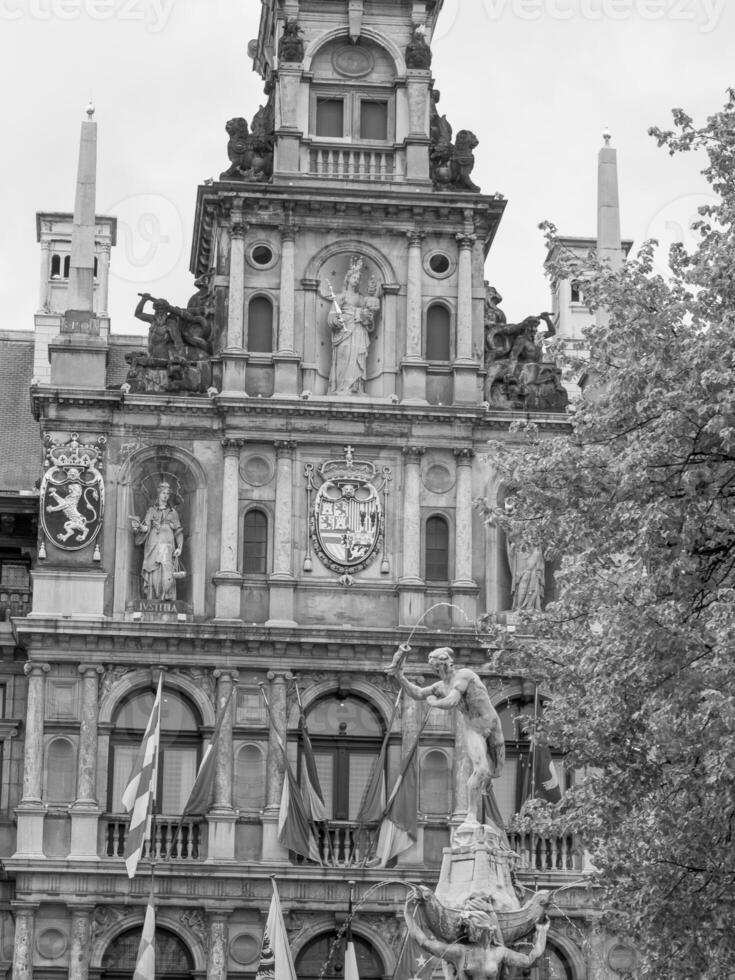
[375,738,420,866]
[133,888,156,980]
[181,687,235,816]
[122,673,162,878]
[255,879,297,980]
[298,705,328,823]
[279,763,322,863]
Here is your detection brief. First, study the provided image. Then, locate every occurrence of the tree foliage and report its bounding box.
[481,92,735,979]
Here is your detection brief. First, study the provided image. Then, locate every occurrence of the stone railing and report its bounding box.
[103,815,204,862]
[291,820,380,868]
[508,830,580,872]
[307,145,398,181]
[0,587,32,621]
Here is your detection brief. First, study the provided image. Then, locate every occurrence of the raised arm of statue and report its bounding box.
[134,293,154,323]
[502,920,550,969]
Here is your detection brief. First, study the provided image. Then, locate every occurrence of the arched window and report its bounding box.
[300,695,384,822]
[44,737,76,803]
[109,689,201,816]
[243,509,268,574]
[295,932,383,980]
[50,254,61,278]
[93,256,99,278]
[234,744,266,810]
[63,255,70,278]
[102,927,193,977]
[248,296,274,353]
[420,749,450,815]
[426,303,451,361]
[425,515,449,581]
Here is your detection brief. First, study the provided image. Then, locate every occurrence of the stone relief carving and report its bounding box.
[219,89,275,183]
[124,276,216,395]
[405,24,432,69]
[429,90,481,193]
[129,480,185,604]
[40,433,106,552]
[91,906,125,943]
[483,285,568,413]
[180,910,208,953]
[176,668,215,705]
[278,18,304,62]
[320,257,382,396]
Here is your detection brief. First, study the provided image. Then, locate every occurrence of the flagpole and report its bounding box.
[294,680,335,865]
[531,683,539,800]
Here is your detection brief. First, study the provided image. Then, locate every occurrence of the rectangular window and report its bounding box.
[235,687,268,726]
[46,679,80,721]
[316,97,344,137]
[111,745,139,812]
[348,753,378,820]
[0,563,29,588]
[359,100,388,141]
[160,747,197,814]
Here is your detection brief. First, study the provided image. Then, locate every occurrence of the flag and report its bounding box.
[533,743,562,804]
[356,691,401,826]
[392,929,435,980]
[279,763,322,863]
[255,879,297,980]
[122,673,162,878]
[133,888,156,980]
[345,891,360,980]
[298,703,328,823]
[375,739,420,866]
[181,687,235,816]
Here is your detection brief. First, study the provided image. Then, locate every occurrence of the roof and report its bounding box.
[0,335,41,494]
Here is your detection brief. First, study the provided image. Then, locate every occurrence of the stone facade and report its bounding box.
[0,3,639,980]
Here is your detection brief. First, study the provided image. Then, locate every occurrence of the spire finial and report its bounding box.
[602,126,612,147]
[85,100,95,119]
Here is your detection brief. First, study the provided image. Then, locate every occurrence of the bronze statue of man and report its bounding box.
[388,645,505,830]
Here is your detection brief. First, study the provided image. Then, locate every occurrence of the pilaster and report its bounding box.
[70,664,104,859]
[214,439,245,623]
[222,211,248,394]
[207,669,238,861]
[274,219,301,395]
[261,670,292,861]
[454,232,479,404]
[266,441,298,627]
[401,232,428,403]
[15,663,50,858]
[451,449,478,624]
[205,908,233,980]
[398,447,426,625]
[67,905,94,980]
[11,902,38,980]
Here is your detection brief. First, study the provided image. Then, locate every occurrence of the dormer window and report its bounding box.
[312,90,394,143]
[316,97,344,137]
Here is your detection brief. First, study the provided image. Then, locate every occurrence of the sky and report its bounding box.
[1,0,732,338]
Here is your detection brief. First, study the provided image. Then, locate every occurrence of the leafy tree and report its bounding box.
[481,92,735,979]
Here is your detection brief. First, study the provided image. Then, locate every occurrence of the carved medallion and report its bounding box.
[40,432,106,551]
[305,447,391,576]
[332,44,374,77]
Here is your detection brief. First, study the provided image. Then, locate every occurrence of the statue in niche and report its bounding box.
[504,496,546,612]
[405,23,432,69]
[219,88,275,183]
[483,284,568,412]
[429,90,481,192]
[129,481,184,602]
[278,17,304,62]
[124,283,215,395]
[320,257,381,395]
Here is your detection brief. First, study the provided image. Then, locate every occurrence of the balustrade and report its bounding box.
[508,830,579,872]
[291,820,380,868]
[103,815,204,862]
[308,145,397,181]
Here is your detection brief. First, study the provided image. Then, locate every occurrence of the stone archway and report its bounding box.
[101,925,194,980]
[295,930,385,980]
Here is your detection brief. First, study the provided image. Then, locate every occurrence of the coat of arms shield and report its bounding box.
[40,433,106,551]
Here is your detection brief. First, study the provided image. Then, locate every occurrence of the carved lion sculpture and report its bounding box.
[220,117,252,180]
[452,130,481,192]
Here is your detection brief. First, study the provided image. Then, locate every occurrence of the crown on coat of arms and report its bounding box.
[44,432,107,471]
[318,445,378,483]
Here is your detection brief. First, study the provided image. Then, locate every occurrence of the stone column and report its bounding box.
[452,449,478,624]
[214,438,244,622]
[261,670,292,860]
[266,441,297,627]
[274,218,301,395]
[207,669,238,860]
[381,282,401,398]
[397,695,422,866]
[404,69,432,182]
[300,278,320,394]
[16,663,49,857]
[222,209,248,393]
[398,447,425,626]
[68,905,94,980]
[97,243,111,316]
[454,232,479,404]
[38,241,51,312]
[401,233,427,403]
[70,665,104,859]
[11,902,38,980]
[205,909,232,980]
